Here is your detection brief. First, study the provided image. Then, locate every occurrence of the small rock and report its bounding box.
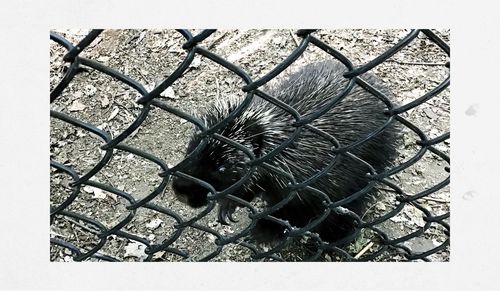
[124,241,148,260]
[92,188,107,199]
[146,218,163,230]
[160,87,177,99]
[100,95,110,107]
[190,56,202,69]
[68,100,86,112]
[82,185,94,193]
[424,108,438,119]
[97,56,110,62]
[85,84,97,96]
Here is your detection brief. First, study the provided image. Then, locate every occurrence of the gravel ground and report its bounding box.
[50,29,450,262]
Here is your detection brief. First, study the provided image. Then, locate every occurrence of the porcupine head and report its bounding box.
[171,95,275,224]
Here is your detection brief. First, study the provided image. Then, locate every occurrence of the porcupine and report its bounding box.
[172,60,399,245]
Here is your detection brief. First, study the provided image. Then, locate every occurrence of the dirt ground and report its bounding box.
[50,29,450,262]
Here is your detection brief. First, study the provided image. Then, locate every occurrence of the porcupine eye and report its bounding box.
[212,163,237,185]
[210,160,247,189]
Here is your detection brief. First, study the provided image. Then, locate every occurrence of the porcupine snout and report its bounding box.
[171,174,210,208]
[171,145,215,209]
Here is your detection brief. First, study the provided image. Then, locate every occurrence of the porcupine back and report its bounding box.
[235,61,398,243]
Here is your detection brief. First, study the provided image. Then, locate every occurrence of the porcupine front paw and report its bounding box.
[217,198,288,244]
[217,190,257,225]
[217,198,239,225]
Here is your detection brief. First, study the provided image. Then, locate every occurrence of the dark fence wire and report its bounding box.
[50,29,450,262]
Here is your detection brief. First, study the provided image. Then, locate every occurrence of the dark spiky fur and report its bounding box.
[172,60,399,244]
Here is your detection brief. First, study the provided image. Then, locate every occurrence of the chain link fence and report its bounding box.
[50,29,450,262]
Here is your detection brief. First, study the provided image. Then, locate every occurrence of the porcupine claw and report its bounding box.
[217,207,230,225]
[217,200,239,225]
